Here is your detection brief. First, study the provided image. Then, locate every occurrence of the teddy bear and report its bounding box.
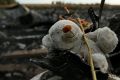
[42,20,118,73]
[31,19,119,80]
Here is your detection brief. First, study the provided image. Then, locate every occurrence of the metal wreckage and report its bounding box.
[0,0,120,80]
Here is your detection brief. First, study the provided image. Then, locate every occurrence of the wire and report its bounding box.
[98,0,105,27]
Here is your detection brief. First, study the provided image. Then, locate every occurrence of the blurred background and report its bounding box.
[0,0,120,80]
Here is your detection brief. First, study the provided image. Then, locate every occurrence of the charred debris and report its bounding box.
[0,3,120,80]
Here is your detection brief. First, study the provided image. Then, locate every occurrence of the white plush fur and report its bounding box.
[87,27,118,54]
[108,74,120,80]
[92,54,108,73]
[42,20,118,74]
[42,34,53,50]
[42,20,83,51]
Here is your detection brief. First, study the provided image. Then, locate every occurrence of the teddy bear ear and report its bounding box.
[42,34,53,50]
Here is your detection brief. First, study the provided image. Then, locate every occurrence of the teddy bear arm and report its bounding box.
[86,29,99,42]
[96,27,118,53]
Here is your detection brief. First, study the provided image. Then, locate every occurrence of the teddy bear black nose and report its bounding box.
[62,25,72,33]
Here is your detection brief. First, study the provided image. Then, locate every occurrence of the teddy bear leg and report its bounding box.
[92,54,108,73]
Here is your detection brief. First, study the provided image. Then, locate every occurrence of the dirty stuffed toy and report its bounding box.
[31,20,119,80]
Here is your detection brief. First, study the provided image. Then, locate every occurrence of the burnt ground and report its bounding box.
[0,4,120,79]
